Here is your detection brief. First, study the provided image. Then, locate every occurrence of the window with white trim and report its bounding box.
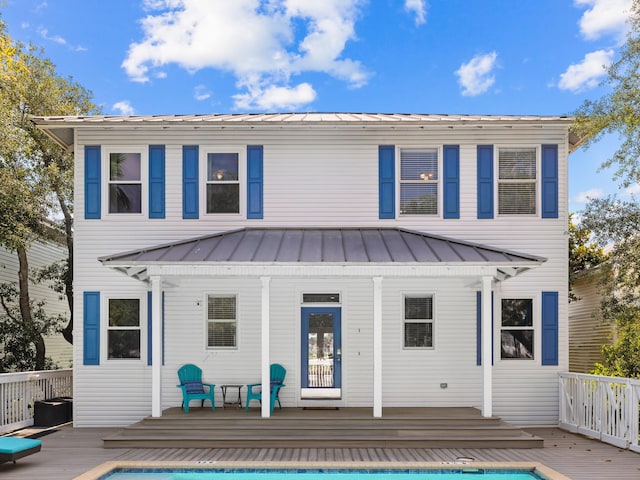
[498,147,537,215]
[500,298,534,359]
[107,298,141,359]
[206,153,239,213]
[207,295,237,348]
[400,148,439,215]
[403,295,434,348]
[108,153,142,213]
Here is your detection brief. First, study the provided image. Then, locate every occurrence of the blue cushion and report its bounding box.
[270,380,282,391]
[0,437,41,454]
[183,381,205,394]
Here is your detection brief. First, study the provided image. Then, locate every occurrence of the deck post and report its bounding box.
[373,276,383,418]
[151,275,162,417]
[261,276,271,418]
[481,275,493,418]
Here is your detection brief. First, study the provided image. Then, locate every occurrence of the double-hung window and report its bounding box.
[403,295,434,348]
[400,148,439,215]
[206,153,239,214]
[498,148,537,215]
[107,298,141,359]
[500,298,534,359]
[108,152,142,214]
[207,295,237,348]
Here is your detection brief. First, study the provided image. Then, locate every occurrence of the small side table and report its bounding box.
[220,384,244,408]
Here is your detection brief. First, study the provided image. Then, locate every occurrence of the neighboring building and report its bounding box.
[568,267,612,373]
[0,238,72,369]
[33,113,577,427]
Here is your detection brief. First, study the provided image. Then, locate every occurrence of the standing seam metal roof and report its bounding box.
[98,228,546,265]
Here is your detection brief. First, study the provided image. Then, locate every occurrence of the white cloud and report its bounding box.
[575,187,604,203]
[37,26,87,52]
[112,101,135,116]
[455,52,498,96]
[233,82,316,111]
[122,0,368,110]
[624,183,640,196]
[404,0,427,26]
[194,84,212,101]
[558,49,614,92]
[575,0,632,44]
[37,27,67,46]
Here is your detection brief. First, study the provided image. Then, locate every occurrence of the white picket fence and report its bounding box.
[0,369,73,434]
[559,372,640,452]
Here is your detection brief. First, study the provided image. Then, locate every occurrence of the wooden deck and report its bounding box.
[103,407,542,449]
[0,425,639,480]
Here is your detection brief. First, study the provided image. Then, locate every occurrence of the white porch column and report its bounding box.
[260,276,271,418]
[481,275,493,418]
[150,275,163,417]
[373,276,383,418]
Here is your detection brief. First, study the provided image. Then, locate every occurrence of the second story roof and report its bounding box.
[30,112,580,152]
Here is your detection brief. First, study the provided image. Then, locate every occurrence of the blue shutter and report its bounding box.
[247,145,264,219]
[541,144,559,218]
[476,291,494,366]
[83,291,100,365]
[148,145,166,219]
[378,145,395,219]
[182,146,199,219]
[147,291,166,366]
[84,146,101,219]
[443,145,460,219]
[541,291,559,365]
[477,145,494,219]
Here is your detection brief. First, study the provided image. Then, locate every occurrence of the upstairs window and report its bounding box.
[403,295,434,348]
[498,148,536,215]
[500,298,534,359]
[206,153,239,214]
[109,153,142,213]
[207,295,237,348]
[400,148,439,215]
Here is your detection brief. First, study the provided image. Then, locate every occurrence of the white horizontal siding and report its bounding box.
[73,123,569,426]
[568,272,611,374]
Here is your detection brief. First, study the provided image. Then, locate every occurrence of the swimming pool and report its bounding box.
[98,468,547,480]
[75,462,571,480]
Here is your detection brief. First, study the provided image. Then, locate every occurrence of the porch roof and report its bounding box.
[99,228,545,281]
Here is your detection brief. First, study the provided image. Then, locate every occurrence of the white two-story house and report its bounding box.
[32,113,576,427]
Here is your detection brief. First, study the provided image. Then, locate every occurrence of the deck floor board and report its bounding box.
[0,425,638,479]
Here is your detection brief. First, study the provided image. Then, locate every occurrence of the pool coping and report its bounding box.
[72,461,573,480]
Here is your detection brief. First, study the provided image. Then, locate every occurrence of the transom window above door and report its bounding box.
[400,148,439,215]
[206,153,239,214]
[109,153,142,214]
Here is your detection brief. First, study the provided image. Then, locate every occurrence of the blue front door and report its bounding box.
[301,307,342,392]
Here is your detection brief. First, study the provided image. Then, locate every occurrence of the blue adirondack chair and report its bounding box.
[245,363,286,413]
[176,364,215,413]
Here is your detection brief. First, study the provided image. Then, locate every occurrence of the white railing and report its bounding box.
[308,361,334,387]
[559,372,640,453]
[0,369,72,434]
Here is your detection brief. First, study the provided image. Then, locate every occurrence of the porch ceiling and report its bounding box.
[98,228,546,282]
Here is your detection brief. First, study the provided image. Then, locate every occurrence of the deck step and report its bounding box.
[102,407,543,449]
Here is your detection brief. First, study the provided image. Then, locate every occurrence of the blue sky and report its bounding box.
[1,0,635,214]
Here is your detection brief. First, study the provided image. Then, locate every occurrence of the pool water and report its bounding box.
[100,468,547,480]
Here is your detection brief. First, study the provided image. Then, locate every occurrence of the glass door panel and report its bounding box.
[301,307,341,393]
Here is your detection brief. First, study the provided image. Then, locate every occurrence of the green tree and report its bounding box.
[568,213,608,302]
[573,0,640,189]
[581,198,640,378]
[0,18,98,369]
[573,0,640,378]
